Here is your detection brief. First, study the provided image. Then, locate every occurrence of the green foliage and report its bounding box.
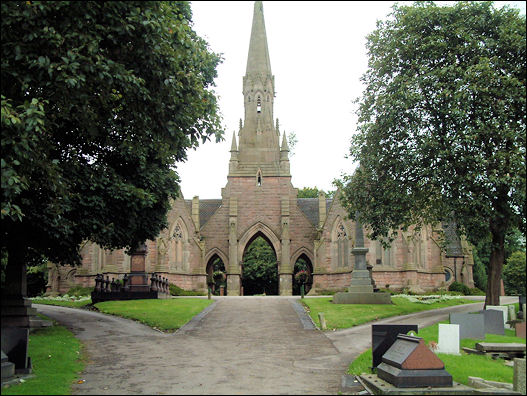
[348,321,524,384]
[503,251,526,295]
[95,298,212,331]
[66,285,94,297]
[301,296,474,330]
[1,2,222,272]
[168,283,205,296]
[1,317,85,395]
[340,2,526,305]
[242,236,278,295]
[297,187,333,198]
[448,281,470,295]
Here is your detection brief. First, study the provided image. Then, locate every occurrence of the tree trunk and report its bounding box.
[485,221,506,308]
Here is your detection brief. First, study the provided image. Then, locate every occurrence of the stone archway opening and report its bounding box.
[206,254,227,296]
[241,233,278,295]
[293,254,313,295]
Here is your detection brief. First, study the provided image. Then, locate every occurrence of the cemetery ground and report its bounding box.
[2,296,524,395]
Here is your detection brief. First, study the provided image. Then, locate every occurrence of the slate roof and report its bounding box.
[184,199,223,228]
[297,198,333,227]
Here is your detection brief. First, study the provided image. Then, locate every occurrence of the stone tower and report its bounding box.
[225,0,294,295]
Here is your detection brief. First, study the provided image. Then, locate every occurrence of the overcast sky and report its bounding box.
[177,1,526,199]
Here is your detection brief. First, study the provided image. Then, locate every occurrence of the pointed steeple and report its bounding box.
[281,131,289,152]
[230,131,238,152]
[246,1,272,76]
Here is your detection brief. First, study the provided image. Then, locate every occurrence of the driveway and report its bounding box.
[34,296,518,395]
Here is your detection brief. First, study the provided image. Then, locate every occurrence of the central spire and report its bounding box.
[246,1,272,76]
[230,1,289,178]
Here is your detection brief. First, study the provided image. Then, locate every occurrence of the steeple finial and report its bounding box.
[230,131,238,152]
[246,1,272,76]
[281,131,289,152]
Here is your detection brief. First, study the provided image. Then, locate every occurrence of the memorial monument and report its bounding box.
[333,216,391,304]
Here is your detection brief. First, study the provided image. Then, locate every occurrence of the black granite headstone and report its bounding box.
[372,324,418,368]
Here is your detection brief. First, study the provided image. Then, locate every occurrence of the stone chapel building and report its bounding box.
[47,1,475,296]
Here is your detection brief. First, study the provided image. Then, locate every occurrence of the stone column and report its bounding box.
[1,249,36,374]
[347,217,374,293]
[227,197,240,295]
[280,198,292,295]
[128,243,150,292]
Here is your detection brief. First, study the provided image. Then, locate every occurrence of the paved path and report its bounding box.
[34,296,519,395]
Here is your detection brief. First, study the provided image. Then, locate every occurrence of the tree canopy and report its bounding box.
[340,1,525,305]
[1,1,223,271]
[242,236,278,295]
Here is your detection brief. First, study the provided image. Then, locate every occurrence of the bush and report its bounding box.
[448,281,470,295]
[66,285,94,297]
[169,283,205,296]
[468,287,486,296]
[503,251,526,296]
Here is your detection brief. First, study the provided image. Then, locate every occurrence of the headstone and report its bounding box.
[449,313,485,339]
[523,304,526,318]
[508,305,517,322]
[436,324,460,355]
[519,296,525,310]
[516,322,526,339]
[377,334,453,388]
[478,309,505,335]
[372,324,419,368]
[513,358,526,394]
[486,305,509,329]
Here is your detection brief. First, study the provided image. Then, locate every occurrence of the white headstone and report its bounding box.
[508,305,517,322]
[436,324,460,355]
[486,305,510,329]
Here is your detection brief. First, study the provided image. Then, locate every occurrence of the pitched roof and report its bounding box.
[297,198,333,226]
[184,199,223,228]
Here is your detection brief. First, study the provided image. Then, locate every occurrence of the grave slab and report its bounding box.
[486,305,510,329]
[515,321,526,339]
[513,358,526,394]
[449,313,485,340]
[436,324,460,355]
[377,334,452,388]
[478,309,505,335]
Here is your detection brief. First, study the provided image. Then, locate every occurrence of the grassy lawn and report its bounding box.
[31,298,92,309]
[94,298,213,332]
[301,296,476,330]
[348,323,526,385]
[2,316,85,395]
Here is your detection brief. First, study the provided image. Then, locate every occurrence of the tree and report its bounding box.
[340,2,525,306]
[1,2,222,288]
[502,251,526,296]
[297,186,334,199]
[242,237,277,295]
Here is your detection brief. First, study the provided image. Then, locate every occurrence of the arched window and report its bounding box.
[332,219,350,268]
[256,97,262,113]
[256,169,262,186]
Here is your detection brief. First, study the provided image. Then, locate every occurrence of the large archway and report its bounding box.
[293,253,313,295]
[241,233,278,295]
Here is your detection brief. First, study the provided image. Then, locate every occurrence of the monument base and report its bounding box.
[377,362,453,388]
[333,291,392,304]
[359,374,473,394]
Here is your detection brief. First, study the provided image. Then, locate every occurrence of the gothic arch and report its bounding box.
[330,216,351,269]
[238,222,281,264]
[291,247,314,266]
[168,217,190,272]
[204,247,229,271]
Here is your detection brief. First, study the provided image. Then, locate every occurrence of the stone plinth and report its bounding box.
[128,244,150,293]
[377,334,452,388]
[513,358,526,394]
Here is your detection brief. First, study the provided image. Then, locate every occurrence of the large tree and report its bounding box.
[340,2,525,306]
[1,1,222,286]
